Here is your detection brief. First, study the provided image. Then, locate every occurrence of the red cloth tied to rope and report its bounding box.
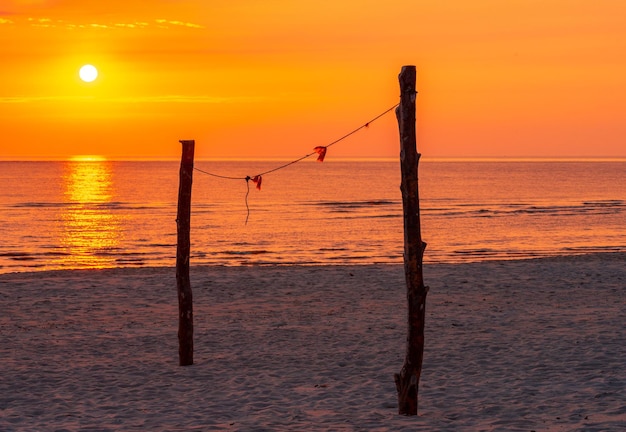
[314,146,327,162]
[251,175,262,190]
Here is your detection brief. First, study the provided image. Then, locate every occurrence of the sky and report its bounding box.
[1,0,625,160]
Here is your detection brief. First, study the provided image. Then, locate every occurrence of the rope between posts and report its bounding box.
[193,102,399,224]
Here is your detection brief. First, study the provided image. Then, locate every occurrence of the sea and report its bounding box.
[0,159,624,274]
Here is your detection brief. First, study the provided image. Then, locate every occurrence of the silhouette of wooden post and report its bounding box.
[394,65,429,415]
[176,139,194,366]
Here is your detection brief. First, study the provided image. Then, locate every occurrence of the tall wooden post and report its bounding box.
[394,66,428,415]
[176,139,194,366]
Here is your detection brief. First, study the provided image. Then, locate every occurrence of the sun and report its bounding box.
[79,64,98,83]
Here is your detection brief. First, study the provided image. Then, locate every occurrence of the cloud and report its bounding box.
[114,22,149,29]
[0,95,248,104]
[4,15,203,30]
[0,96,78,103]
[155,19,203,29]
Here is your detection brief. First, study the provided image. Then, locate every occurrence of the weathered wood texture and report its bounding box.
[176,139,195,366]
[394,66,429,415]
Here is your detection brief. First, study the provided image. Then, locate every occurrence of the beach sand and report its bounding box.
[1,253,624,431]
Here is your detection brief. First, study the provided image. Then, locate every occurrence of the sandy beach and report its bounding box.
[1,253,624,431]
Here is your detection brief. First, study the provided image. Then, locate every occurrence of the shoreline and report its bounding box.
[2,250,625,278]
[1,252,624,431]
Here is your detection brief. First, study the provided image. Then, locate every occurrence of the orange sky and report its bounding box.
[1,0,625,160]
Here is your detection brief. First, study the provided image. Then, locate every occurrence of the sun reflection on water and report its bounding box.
[61,158,121,268]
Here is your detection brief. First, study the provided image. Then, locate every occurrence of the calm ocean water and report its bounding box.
[0,160,624,274]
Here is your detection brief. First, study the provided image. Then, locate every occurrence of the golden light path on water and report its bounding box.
[61,157,121,269]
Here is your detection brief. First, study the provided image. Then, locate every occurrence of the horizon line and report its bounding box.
[1,156,626,163]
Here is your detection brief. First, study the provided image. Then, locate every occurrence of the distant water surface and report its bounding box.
[0,160,624,273]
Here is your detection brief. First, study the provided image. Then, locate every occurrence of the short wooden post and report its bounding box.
[394,66,429,415]
[176,139,195,366]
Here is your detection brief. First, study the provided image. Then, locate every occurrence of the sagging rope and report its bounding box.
[194,102,399,224]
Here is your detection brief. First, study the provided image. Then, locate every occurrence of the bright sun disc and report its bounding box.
[79,64,98,82]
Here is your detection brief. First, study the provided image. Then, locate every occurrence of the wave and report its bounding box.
[301,198,625,221]
[307,199,399,211]
[427,200,625,218]
[9,201,172,211]
[448,245,626,263]
[222,250,270,256]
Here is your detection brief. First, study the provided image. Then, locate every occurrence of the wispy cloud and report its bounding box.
[133,95,233,103]
[0,95,254,104]
[114,22,149,29]
[0,96,87,103]
[155,19,203,29]
[7,16,203,30]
